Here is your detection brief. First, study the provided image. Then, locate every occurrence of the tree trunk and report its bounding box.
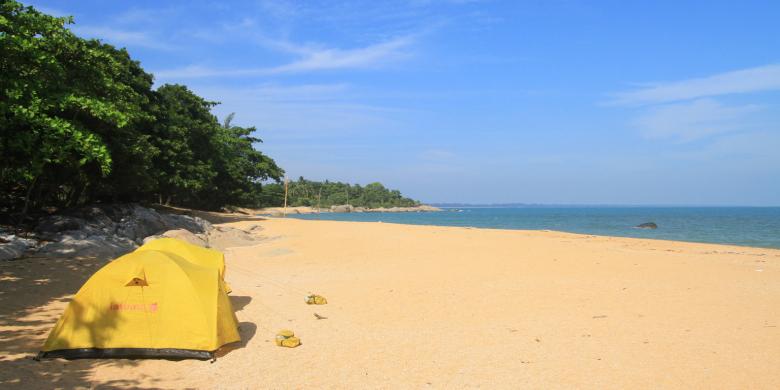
[21,175,39,217]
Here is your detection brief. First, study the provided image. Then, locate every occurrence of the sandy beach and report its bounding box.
[2,217,779,389]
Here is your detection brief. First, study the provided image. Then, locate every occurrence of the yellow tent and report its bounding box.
[136,238,232,294]
[38,250,240,360]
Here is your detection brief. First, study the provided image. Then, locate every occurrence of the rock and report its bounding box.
[116,205,167,243]
[36,234,136,259]
[35,215,85,236]
[116,205,211,244]
[143,229,208,247]
[636,222,658,229]
[159,213,211,235]
[414,205,442,212]
[27,203,217,259]
[0,234,38,261]
[206,226,262,251]
[330,205,353,213]
[78,206,116,233]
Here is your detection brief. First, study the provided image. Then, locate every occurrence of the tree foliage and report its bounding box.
[263,178,419,209]
[0,1,283,217]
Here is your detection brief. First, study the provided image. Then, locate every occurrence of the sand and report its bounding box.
[1,218,779,389]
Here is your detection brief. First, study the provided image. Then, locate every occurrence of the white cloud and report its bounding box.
[154,35,414,79]
[612,64,780,105]
[274,36,413,72]
[634,99,761,141]
[72,26,174,50]
[186,83,408,141]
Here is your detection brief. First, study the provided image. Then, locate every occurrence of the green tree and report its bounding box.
[1,2,286,217]
[1,1,153,214]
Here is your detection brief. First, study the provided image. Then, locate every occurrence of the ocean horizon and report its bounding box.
[289,206,780,249]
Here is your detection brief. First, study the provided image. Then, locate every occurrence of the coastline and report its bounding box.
[2,217,779,388]
[251,204,442,216]
[280,206,780,250]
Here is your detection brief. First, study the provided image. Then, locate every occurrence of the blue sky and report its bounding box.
[29,0,780,205]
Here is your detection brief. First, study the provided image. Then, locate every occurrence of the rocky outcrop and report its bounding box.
[142,224,264,251]
[326,204,441,213]
[1,204,213,260]
[0,231,38,261]
[205,225,264,251]
[636,222,658,229]
[35,233,136,259]
[143,228,208,247]
[256,204,441,216]
[330,205,354,213]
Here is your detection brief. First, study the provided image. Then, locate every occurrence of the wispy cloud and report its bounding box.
[611,64,780,105]
[188,83,408,141]
[71,26,174,50]
[634,99,762,142]
[611,64,779,143]
[275,36,414,72]
[155,35,415,79]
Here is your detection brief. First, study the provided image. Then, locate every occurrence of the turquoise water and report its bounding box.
[289,207,780,249]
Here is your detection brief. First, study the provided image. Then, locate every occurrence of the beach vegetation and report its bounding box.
[0,1,285,217]
[262,178,419,209]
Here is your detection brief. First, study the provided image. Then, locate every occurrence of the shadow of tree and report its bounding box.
[0,256,153,388]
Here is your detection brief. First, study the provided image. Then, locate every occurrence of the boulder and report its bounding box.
[116,205,167,243]
[159,213,211,234]
[206,226,262,251]
[35,215,85,236]
[636,222,658,229]
[0,234,38,261]
[78,206,116,233]
[36,234,136,259]
[415,205,442,212]
[330,205,353,213]
[28,203,217,259]
[116,205,211,243]
[143,229,208,247]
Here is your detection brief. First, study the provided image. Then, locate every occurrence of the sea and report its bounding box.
[288,207,780,249]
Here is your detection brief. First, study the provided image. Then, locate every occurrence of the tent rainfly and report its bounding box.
[38,249,240,360]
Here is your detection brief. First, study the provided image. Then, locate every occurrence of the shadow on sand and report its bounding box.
[0,256,154,388]
[0,258,257,388]
[229,295,252,312]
